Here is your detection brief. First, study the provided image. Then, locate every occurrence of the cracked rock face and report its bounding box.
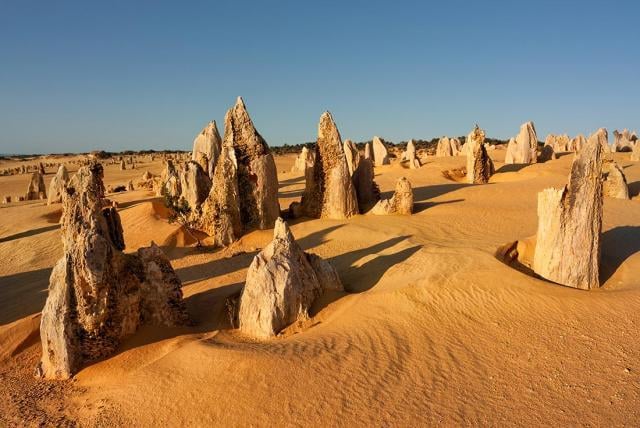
[300,112,359,219]
[192,120,222,177]
[465,125,494,184]
[198,145,242,247]
[238,218,343,339]
[223,97,280,230]
[38,162,188,379]
[47,165,69,205]
[532,129,605,290]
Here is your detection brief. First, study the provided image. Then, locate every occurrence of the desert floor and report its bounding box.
[1,150,639,426]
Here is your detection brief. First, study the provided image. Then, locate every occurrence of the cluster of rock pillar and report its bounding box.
[38,162,188,379]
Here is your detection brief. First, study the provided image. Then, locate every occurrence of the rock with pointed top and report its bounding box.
[47,165,70,205]
[26,171,47,200]
[364,141,373,160]
[602,160,629,199]
[224,97,279,230]
[532,129,605,290]
[372,136,390,166]
[119,159,126,170]
[404,139,420,168]
[192,121,222,177]
[291,146,315,173]
[343,139,360,176]
[466,125,494,184]
[38,162,188,379]
[371,177,413,215]
[199,145,242,246]
[301,112,359,219]
[239,218,342,339]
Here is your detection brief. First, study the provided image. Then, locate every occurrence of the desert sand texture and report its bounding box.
[1,149,640,426]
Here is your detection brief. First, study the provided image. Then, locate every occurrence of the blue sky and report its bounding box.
[1,0,638,154]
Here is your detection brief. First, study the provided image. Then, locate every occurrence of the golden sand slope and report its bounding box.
[1,151,639,425]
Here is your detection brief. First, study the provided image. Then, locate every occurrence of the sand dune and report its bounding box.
[1,151,640,425]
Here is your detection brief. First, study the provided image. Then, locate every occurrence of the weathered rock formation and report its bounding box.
[291,146,314,173]
[364,141,373,160]
[179,161,212,210]
[370,177,413,215]
[532,129,605,290]
[466,125,494,184]
[26,172,47,200]
[198,145,242,246]
[300,112,359,219]
[47,165,70,205]
[613,129,635,152]
[192,120,222,177]
[538,144,557,162]
[156,160,181,198]
[372,136,390,166]
[436,137,461,157]
[37,162,188,379]
[403,139,420,168]
[223,97,279,230]
[505,122,538,164]
[602,160,629,200]
[569,134,587,152]
[120,159,126,170]
[238,218,343,339]
[343,139,360,176]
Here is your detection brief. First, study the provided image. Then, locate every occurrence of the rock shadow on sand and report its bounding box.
[0,224,60,243]
[600,226,640,284]
[0,267,52,325]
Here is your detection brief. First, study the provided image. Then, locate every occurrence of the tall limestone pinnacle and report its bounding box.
[532,128,605,290]
[223,97,280,230]
[300,111,358,219]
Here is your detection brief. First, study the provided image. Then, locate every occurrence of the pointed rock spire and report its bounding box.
[300,112,359,219]
[223,97,280,230]
[238,218,343,339]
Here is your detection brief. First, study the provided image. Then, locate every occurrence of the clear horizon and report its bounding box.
[1,0,639,154]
